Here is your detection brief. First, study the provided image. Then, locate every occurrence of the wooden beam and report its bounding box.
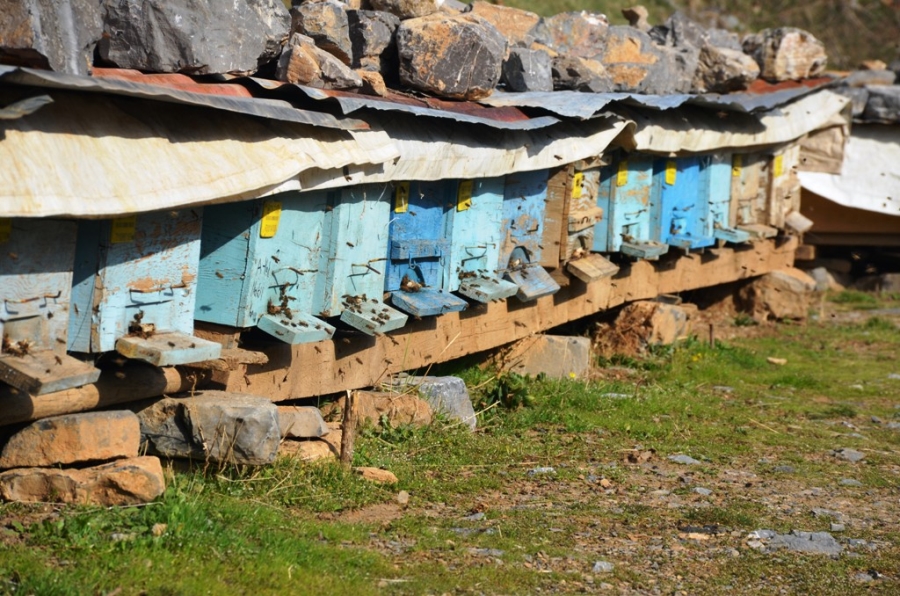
[224,237,797,400]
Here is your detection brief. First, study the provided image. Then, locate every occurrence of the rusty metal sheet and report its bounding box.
[0,65,364,130]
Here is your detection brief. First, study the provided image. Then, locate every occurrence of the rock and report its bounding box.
[405,376,476,429]
[768,530,843,556]
[742,27,827,82]
[594,301,695,357]
[505,335,593,380]
[278,406,329,439]
[832,448,865,463]
[0,0,103,76]
[621,6,650,32]
[860,59,887,70]
[843,69,896,88]
[279,439,337,462]
[774,465,795,473]
[99,0,290,75]
[291,0,352,65]
[805,266,849,292]
[134,391,280,466]
[527,466,556,476]
[692,45,759,93]
[693,487,713,496]
[348,10,400,73]
[539,11,608,57]
[863,86,900,123]
[596,26,690,93]
[766,357,787,366]
[369,0,438,20]
[0,456,165,506]
[397,490,410,506]
[739,268,816,322]
[0,411,139,469]
[357,69,389,96]
[551,55,613,93]
[668,454,702,465]
[322,391,433,429]
[831,523,846,532]
[354,466,398,483]
[276,33,363,89]
[592,560,615,573]
[462,511,484,521]
[396,13,507,100]
[469,1,542,48]
[502,47,553,92]
[649,11,707,48]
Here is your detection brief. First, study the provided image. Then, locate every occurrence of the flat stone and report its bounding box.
[742,27,827,82]
[469,1,542,47]
[405,376,477,430]
[693,487,713,496]
[396,13,507,100]
[291,0,352,65]
[277,406,329,439]
[354,466,398,484]
[840,478,863,487]
[592,560,615,573]
[773,465,796,473]
[832,448,865,463]
[279,439,337,462]
[692,44,759,93]
[831,523,846,532]
[0,411,140,469]
[768,530,843,556]
[551,55,613,93]
[134,391,280,466]
[0,456,165,506]
[0,0,103,76]
[505,335,592,380]
[528,466,556,476]
[739,268,817,323]
[668,454,702,465]
[276,33,363,89]
[348,10,400,73]
[99,0,290,74]
[503,48,553,92]
[369,0,438,20]
[322,391,433,429]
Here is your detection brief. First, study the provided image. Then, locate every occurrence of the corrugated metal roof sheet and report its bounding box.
[0,65,365,130]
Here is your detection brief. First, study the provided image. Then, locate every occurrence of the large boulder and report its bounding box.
[0,0,103,76]
[278,405,329,439]
[505,335,593,380]
[742,27,827,82]
[0,411,139,469]
[595,26,696,94]
[291,0,352,65]
[0,456,165,506]
[348,10,400,73]
[134,391,280,466]
[98,0,290,74]
[739,268,817,322]
[692,44,760,93]
[276,33,363,89]
[396,13,507,100]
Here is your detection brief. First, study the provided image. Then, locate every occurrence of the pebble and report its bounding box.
[528,467,556,476]
[886,422,900,430]
[832,448,865,463]
[773,465,795,473]
[849,384,864,390]
[830,523,846,532]
[839,478,863,487]
[693,487,713,496]
[397,490,410,506]
[468,547,504,557]
[887,373,900,380]
[668,455,702,465]
[871,416,883,424]
[846,432,866,439]
[712,386,734,393]
[592,561,615,573]
[462,512,485,521]
[602,393,631,400]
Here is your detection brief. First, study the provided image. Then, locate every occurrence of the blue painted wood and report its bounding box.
[589,164,616,252]
[707,153,750,244]
[68,209,220,365]
[652,156,716,250]
[195,191,335,343]
[505,252,560,302]
[115,331,222,367]
[391,288,468,317]
[315,183,408,334]
[386,180,451,291]
[446,177,506,293]
[500,169,548,268]
[730,153,778,239]
[609,154,669,259]
[457,276,519,302]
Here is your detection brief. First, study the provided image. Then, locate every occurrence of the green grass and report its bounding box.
[2,305,900,594]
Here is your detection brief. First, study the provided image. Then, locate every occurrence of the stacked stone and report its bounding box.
[834,60,900,122]
[1,1,830,101]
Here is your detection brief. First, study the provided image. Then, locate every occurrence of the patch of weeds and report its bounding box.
[864,316,897,331]
[682,502,764,529]
[769,373,823,390]
[734,312,758,327]
[829,290,877,306]
[806,403,857,420]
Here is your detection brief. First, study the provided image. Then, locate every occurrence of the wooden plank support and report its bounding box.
[221,237,797,400]
[0,364,211,427]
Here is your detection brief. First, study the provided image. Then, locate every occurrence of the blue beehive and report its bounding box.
[386,180,468,317]
[706,153,751,244]
[0,218,100,394]
[195,192,336,344]
[651,156,717,251]
[68,210,221,367]
[604,154,668,259]
[318,184,408,336]
[730,153,777,239]
[500,169,561,301]
[446,178,518,302]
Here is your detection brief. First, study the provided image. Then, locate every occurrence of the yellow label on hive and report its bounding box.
[0,218,10,244]
[395,181,410,213]
[732,154,743,177]
[457,179,473,212]
[110,215,137,244]
[665,160,677,185]
[616,160,629,187]
[571,172,584,199]
[260,201,282,238]
[773,154,784,177]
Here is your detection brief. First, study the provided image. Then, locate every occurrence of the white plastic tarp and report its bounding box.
[799,124,900,216]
